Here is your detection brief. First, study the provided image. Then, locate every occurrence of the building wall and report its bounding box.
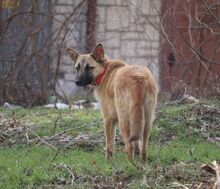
[53,0,161,96]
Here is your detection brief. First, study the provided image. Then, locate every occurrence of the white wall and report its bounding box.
[53,0,161,97]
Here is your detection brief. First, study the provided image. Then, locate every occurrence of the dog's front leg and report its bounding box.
[104,118,116,160]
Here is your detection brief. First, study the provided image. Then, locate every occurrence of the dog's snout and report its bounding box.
[75,79,81,85]
[74,72,93,86]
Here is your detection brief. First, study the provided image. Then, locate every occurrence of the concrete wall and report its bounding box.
[53,0,161,96]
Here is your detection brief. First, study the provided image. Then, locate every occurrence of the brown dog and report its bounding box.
[66,44,157,161]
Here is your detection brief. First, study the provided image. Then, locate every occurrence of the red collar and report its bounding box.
[95,62,107,86]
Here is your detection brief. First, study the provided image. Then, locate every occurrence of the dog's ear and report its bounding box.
[66,48,79,63]
[91,43,104,63]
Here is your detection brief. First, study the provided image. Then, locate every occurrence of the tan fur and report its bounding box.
[95,60,157,161]
[67,44,157,161]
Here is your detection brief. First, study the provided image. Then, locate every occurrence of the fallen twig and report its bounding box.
[53,162,76,184]
[25,124,88,156]
[26,127,58,151]
[46,124,88,142]
[48,145,62,169]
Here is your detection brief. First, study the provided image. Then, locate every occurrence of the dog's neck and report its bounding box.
[94,62,108,86]
[93,60,126,103]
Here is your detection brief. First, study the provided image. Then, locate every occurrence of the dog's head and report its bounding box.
[66,43,107,87]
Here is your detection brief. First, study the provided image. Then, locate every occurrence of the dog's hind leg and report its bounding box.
[133,141,140,155]
[119,119,134,159]
[140,96,156,162]
[140,122,151,162]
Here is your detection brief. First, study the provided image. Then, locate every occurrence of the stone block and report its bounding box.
[103,32,121,48]
[149,0,161,15]
[64,73,75,81]
[136,47,147,57]
[59,64,73,73]
[53,5,74,14]
[111,48,121,59]
[121,41,137,57]
[106,6,129,31]
[97,0,123,6]
[136,41,159,49]
[96,22,106,34]
[62,55,73,66]
[55,0,76,5]
[148,48,159,56]
[139,0,150,15]
[144,25,160,41]
[53,14,67,24]
[56,79,81,96]
[96,6,106,23]
[121,32,140,40]
[132,57,149,66]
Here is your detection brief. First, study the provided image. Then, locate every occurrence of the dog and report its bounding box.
[66,43,157,161]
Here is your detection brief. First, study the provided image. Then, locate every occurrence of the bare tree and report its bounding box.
[0,0,87,106]
[161,0,220,97]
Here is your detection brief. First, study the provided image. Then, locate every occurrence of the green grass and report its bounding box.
[0,101,219,188]
[0,146,140,188]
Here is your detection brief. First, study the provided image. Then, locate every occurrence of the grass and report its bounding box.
[0,100,219,188]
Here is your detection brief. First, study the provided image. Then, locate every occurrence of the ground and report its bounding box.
[0,99,219,189]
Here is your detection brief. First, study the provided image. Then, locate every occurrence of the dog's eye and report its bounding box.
[75,64,80,71]
[85,64,94,71]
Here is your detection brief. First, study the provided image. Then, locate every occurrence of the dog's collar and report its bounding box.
[95,62,107,86]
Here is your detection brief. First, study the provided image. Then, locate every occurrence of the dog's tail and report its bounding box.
[129,104,145,142]
[129,87,157,142]
[129,85,146,142]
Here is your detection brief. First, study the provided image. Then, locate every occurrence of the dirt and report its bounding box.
[45,163,132,189]
[0,114,124,151]
[40,162,219,189]
[140,162,218,189]
[87,171,132,189]
[191,104,220,145]
[154,102,220,146]
[0,113,34,147]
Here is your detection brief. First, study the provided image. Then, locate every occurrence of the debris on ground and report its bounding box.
[44,100,99,110]
[3,102,23,109]
[39,161,220,189]
[155,102,220,146]
[202,161,220,189]
[48,133,103,151]
[87,171,132,189]
[42,132,124,151]
[44,102,69,109]
[167,94,199,105]
[191,103,220,146]
[0,112,122,151]
[46,163,132,188]
[141,162,220,189]
[0,114,33,147]
[52,162,86,185]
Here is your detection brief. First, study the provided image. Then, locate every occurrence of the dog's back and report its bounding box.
[114,64,156,133]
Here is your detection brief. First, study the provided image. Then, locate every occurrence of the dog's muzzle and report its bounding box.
[75,79,81,86]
